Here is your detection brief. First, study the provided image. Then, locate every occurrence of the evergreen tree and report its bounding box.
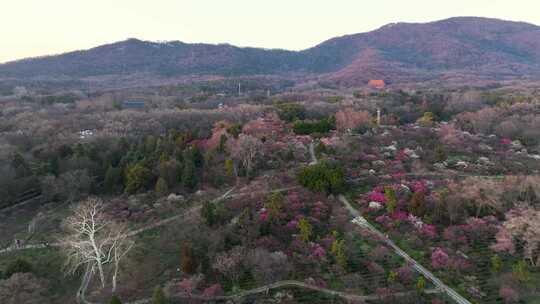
[409,191,425,216]
[189,146,204,168]
[159,151,169,164]
[417,112,434,127]
[104,165,122,193]
[11,152,31,178]
[435,144,447,162]
[73,143,85,158]
[416,277,426,293]
[491,255,503,273]
[110,295,122,304]
[384,186,397,214]
[297,161,345,194]
[218,134,228,153]
[152,286,167,304]
[124,163,152,194]
[512,260,530,282]
[182,157,198,191]
[331,239,347,270]
[265,192,283,219]
[201,201,216,226]
[49,157,59,176]
[297,218,313,242]
[144,136,157,154]
[520,184,539,206]
[387,271,398,284]
[180,242,198,274]
[225,159,235,178]
[277,103,306,122]
[155,177,169,196]
[226,124,242,138]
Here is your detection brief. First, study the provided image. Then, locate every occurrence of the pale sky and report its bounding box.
[1,0,539,63]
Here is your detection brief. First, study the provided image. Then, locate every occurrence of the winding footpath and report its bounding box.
[341,195,471,304]
[310,140,470,304]
[0,193,42,213]
[3,142,456,303]
[127,280,441,304]
[0,187,237,255]
[0,186,296,255]
[347,172,512,183]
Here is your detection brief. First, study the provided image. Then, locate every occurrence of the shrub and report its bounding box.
[0,273,47,303]
[387,270,398,284]
[4,258,33,278]
[367,191,386,203]
[499,286,519,304]
[202,284,224,297]
[417,112,434,127]
[226,124,242,138]
[491,227,515,254]
[431,248,449,270]
[396,264,414,285]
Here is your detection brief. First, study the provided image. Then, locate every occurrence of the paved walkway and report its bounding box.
[339,195,471,304]
[309,141,317,164]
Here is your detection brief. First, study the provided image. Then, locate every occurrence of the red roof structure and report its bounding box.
[368,79,386,89]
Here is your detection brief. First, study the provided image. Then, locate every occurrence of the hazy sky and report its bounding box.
[1,0,539,63]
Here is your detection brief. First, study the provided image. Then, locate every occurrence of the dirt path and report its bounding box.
[0,186,298,255]
[0,187,236,255]
[0,194,42,214]
[127,280,441,304]
[347,172,516,183]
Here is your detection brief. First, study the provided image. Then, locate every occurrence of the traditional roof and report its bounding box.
[368,80,385,89]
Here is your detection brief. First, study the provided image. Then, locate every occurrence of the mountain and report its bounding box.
[1,17,540,86]
[0,39,305,78]
[306,17,540,85]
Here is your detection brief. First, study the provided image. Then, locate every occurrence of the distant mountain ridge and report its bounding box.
[1,17,540,86]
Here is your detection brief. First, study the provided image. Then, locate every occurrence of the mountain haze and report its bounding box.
[1,17,540,86]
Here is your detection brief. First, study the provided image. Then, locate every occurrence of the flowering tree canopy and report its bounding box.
[503,207,540,266]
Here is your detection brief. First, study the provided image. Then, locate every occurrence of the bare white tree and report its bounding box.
[61,197,133,301]
[110,222,133,293]
[228,134,263,178]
